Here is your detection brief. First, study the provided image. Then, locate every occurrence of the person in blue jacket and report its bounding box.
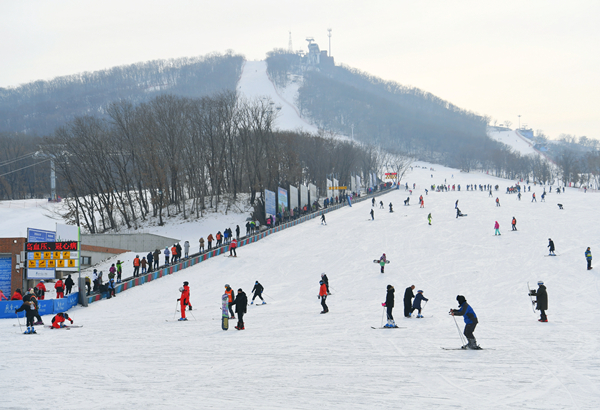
[450,295,481,349]
[411,290,429,318]
[585,247,592,270]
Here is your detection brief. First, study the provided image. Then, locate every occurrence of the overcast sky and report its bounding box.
[2,0,599,140]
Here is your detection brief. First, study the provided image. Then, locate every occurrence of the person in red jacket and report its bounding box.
[51,312,73,329]
[11,288,23,300]
[229,238,238,257]
[319,280,329,314]
[178,282,190,321]
[0,289,8,301]
[36,281,47,300]
[54,279,65,299]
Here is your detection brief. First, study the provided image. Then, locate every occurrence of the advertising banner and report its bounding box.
[265,189,276,219]
[289,185,298,210]
[27,228,56,279]
[300,185,308,208]
[277,187,288,214]
[55,224,80,272]
[356,176,361,195]
[0,256,11,298]
[308,183,317,203]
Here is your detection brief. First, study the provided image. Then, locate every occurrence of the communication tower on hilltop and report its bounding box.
[288,32,293,53]
[327,28,332,56]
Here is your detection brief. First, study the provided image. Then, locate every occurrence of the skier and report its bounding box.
[420,198,424,208]
[164,247,170,265]
[450,295,480,349]
[428,213,432,225]
[389,203,393,213]
[133,255,140,277]
[372,197,375,207]
[382,284,397,328]
[529,281,548,322]
[585,247,592,270]
[532,193,536,202]
[116,260,123,283]
[229,238,237,257]
[251,281,266,304]
[321,273,330,295]
[379,201,384,209]
[50,312,73,329]
[35,280,47,300]
[411,290,429,318]
[54,278,65,299]
[64,274,74,296]
[234,288,248,330]
[403,285,415,317]
[318,280,329,314]
[548,238,556,256]
[494,221,501,236]
[225,284,235,319]
[177,282,190,321]
[370,209,374,221]
[321,214,326,225]
[496,197,500,207]
[107,277,116,299]
[184,241,190,259]
[15,289,39,334]
[511,217,517,231]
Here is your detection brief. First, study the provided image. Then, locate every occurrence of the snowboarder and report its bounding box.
[382,285,397,328]
[494,221,501,236]
[251,281,265,304]
[321,214,326,225]
[225,284,235,319]
[511,217,517,231]
[15,289,39,334]
[177,282,190,321]
[411,290,429,318]
[229,238,237,257]
[428,213,432,225]
[64,274,74,295]
[370,209,374,220]
[529,281,548,322]
[548,238,555,256]
[318,280,329,314]
[50,312,73,329]
[450,295,480,349]
[54,278,65,299]
[321,273,330,295]
[234,288,247,330]
[586,247,592,270]
[404,285,415,317]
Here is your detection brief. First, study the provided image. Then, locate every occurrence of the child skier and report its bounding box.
[50,312,74,329]
[177,282,190,321]
[15,289,39,334]
[450,295,480,349]
[382,285,397,328]
[321,214,326,225]
[411,290,428,318]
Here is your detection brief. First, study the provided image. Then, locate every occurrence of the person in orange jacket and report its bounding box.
[35,280,47,300]
[511,217,517,231]
[319,279,329,314]
[229,238,237,257]
[178,282,190,321]
[207,234,214,250]
[51,312,73,328]
[216,231,222,246]
[225,284,235,319]
[171,245,178,263]
[54,278,65,299]
[133,255,141,277]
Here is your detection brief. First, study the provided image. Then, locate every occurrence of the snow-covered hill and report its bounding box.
[488,129,539,156]
[3,163,600,409]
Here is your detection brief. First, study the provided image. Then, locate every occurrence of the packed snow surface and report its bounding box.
[488,129,539,156]
[2,164,600,409]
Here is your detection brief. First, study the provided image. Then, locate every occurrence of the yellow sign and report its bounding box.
[328,186,347,190]
[48,259,56,268]
[53,251,61,259]
[43,252,51,259]
[38,260,47,268]
[63,251,70,259]
[67,259,76,268]
[34,252,41,260]
[28,260,36,268]
[57,260,65,268]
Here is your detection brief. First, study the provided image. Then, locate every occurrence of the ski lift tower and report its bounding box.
[33,150,57,201]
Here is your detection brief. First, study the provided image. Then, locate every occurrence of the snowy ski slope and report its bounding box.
[3,164,600,409]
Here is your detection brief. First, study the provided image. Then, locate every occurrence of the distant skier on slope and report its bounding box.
[494,221,501,236]
[496,197,500,207]
[15,289,39,334]
[450,295,481,349]
[511,217,517,231]
[321,214,326,225]
[251,281,266,305]
[225,284,235,319]
[411,290,429,318]
[528,281,548,322]
[321,273,330,295]
[404,285,415,318]
[177,282,190,321]
[370,209,374,221]
[585,247,592,270]
[382,285,397,328]
[428,213,432,225]
[548,238,555,256]
[389,203,393,213]
[318,280,329,314]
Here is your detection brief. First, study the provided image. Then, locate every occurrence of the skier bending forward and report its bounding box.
[450,295,481,349]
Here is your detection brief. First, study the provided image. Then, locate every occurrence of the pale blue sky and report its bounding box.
[1,0,598,140]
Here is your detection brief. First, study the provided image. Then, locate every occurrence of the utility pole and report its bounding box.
[288,31,293,53]
[327,28,332,56]
[518,115,521,130]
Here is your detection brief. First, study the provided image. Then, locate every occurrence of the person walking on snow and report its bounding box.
[319,280,329,314]
[229,238,237,257]
[177,282,190,321]
[585,247,592,270]
[234,288,247,330]
[321,273,331,295]
[370,209,374,221]
[251,281,266,304]
[529,281,548,322]
[404,285,415,317]
[382,285,397,328]
[65,274,74,295]
[511,217,517,231]
[411,290,429,318]
[54,278,65,299]
[548,238,556,256]
[494,221,501,236]
[496,197,500,207]
[450,295,480,349]
[321,214,326,225]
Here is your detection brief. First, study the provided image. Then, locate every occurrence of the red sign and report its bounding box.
[26,241,78,252]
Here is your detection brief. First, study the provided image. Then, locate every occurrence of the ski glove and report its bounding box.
[382,303,386,307]
[177,299,180,302]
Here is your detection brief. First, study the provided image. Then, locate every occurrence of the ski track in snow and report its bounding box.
[2,164,600,409]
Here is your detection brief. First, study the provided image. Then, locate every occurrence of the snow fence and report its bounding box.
[1,292,79,318]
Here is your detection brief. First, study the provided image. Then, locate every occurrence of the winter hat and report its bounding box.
[225,284,230,288]
[238,288,242,292]
[387,285,393,290]
[417,290,423,293]
[537,281,544,285]
[183,281,189,286]
[255,281,258,284]
[40,280,44,283]
[456,295,466,305]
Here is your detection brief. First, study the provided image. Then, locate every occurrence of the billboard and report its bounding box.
[0,256,11,297]
[300,185,308,207]
[55,224,80,272]
[27,228,56,280]
[277,187,288,214]
[289,185,298,210]
[265,189,276,219]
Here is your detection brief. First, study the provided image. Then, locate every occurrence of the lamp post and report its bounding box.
[518,115,521,130]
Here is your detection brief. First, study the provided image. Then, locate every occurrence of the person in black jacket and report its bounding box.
[383,285,397,327]
[529,281,548,322]
[16,290,39,334]
[548,239,556,256]
[234,289,247,330]
[251,281,265,305]
[404,285,415,317]
[64,274,74,295]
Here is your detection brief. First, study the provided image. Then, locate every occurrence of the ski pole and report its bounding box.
[16,311,22,333]
[381,305,386,327]
[452,314,467,346]
[263,292,275,301]
[188,308,197,321]
[173,300,179,319]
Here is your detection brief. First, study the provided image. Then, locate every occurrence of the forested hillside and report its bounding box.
[0,52,244,136]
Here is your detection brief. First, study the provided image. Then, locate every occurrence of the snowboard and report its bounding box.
[527,282,537,313]
[373,260,391,264]
[221,294,229,331]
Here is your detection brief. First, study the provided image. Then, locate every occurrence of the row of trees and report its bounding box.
[42,93,382,233]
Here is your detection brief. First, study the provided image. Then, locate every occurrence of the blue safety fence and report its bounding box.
[1,292,79,319]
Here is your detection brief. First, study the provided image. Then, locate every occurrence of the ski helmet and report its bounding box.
[225,284,230,288]
[537,281,544,285]
[183,281,189,286]
[456,295,466,305]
